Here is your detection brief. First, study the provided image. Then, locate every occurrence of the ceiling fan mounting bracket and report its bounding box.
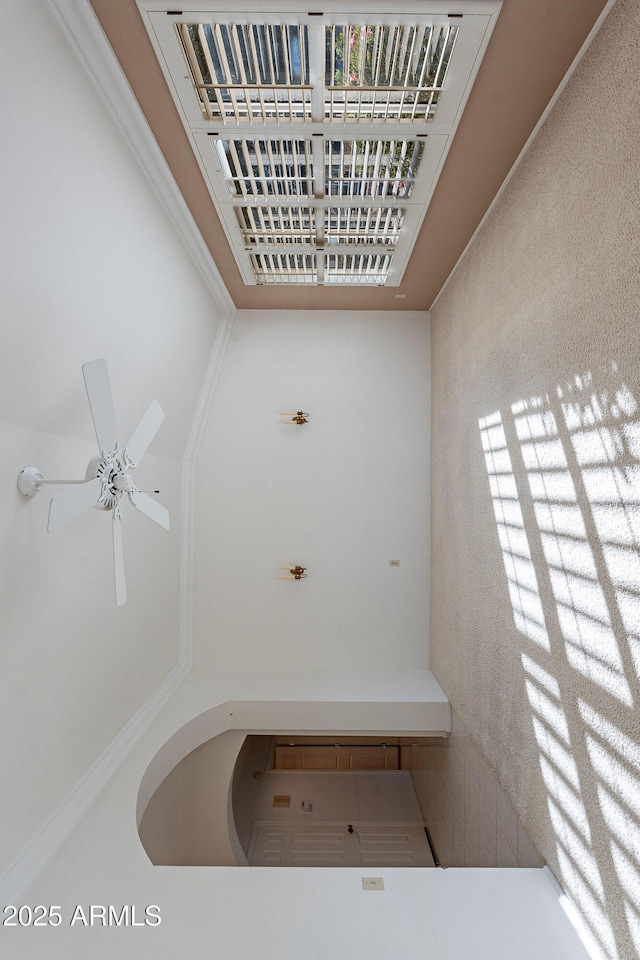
[17,465,44,497]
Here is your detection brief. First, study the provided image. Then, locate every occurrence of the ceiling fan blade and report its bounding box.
[129,490,170,531]
[113,510,127,607]
[82,359,118,455]
[124,399,165,467]
[47,477,103,532]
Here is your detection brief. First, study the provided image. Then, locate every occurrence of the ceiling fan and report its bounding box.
[17,359,169,606]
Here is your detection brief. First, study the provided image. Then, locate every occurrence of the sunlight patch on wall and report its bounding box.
[512,393,632,707]
[610,844,640,956]
[518,655,613,958]
[580,702,640,821]
[580,700,640,956]
[479,363,640,960]
[479,412,549,649]
[561,371,640,686]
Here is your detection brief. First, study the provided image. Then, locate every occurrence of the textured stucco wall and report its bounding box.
[430,2,640,958]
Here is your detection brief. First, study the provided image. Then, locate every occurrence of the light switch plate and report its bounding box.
[362,878,385,891]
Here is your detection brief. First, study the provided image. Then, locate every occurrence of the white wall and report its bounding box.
[135,668,451,825]
[0,4,599,955]
[139,738,425,866]
[194,309,431,671]
[3,675,590,960]
[139,731,246,866]
[244,769,424,823]
[0,0,226,874]
[429,2,640,957]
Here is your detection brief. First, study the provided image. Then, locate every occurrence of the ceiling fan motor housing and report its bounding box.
[85,454,133,510]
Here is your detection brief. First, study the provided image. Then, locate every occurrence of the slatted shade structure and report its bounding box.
[139,2,502,286]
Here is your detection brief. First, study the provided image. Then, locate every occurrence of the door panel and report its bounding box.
[357,825,433,865]
[274,744,398,770]
[346,747,398,770]
[249,822,434,867]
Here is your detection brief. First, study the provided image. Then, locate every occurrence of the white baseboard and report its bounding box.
[0,658,186,903]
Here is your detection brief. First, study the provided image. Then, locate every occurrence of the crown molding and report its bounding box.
[0,0,237,903]
[42,0,237,666]
[43,0,235,315]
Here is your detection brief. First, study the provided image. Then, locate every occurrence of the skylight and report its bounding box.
[138,2,501,286]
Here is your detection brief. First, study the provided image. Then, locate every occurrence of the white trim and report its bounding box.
[543,864,564,895]
[43,0,235,316]
[0,308,235,906]
[429,0,619,311]
[142,1,501,15]
[141,3,501,287]
[0,660,186,903]
[179,306,235,671]
[42,0,237,662]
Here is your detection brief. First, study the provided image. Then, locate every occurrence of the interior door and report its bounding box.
[249,822,434,867]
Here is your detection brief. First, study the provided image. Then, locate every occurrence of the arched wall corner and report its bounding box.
[137,723,248,867]
[136,691,451,828]
[226,764,250,866]
[136,703,230,827]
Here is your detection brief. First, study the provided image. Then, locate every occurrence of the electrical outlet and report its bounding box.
[362,878,385,891]
[389,560,400,567]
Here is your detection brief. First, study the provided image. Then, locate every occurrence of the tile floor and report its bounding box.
[403,709,544,868]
